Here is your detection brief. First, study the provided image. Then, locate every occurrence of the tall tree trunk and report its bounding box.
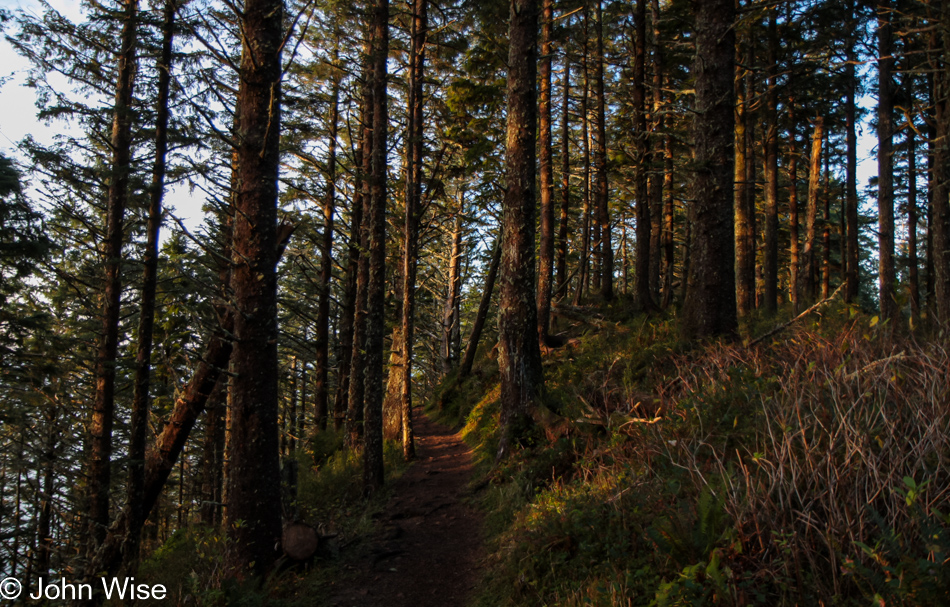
[933,0,950,323]
[908,127,920,318]
[681,0,736,339]
[497,0,543,461]
[362,0,390,497]
[763,8,779,313]
[346,70,373,448]
[200,378,226,527]
[845,0,860,303]
[594,0,612,300]
[649,0,664,302]
[801,117,824,303]
[335,93,367,432]
[460,241,501,379]
[633,0,653,310]
[822,153,831,299]
[789,100,800,313]
[555,56,571,301]
[385,0,426,458]
[734,14,754,317]
[878,0,897,322]
[442,201,464,374]
[36,407,58,580]
[574,7,591,305]
[315,74,340,433]
[226,0,284,575]
[537,0,555,343]
[126,0,174,570]
[88,0,138,552]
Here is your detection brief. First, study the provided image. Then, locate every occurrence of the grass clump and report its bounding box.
[441,303,950,606]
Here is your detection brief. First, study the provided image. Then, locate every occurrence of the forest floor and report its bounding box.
[325,408,484,607]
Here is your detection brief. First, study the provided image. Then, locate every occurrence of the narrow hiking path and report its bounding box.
[326,408,484,607]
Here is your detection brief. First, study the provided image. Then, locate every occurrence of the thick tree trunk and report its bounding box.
[681,0,736,339]
[126,0,174,569]
[362,0,389,497]
[225,0,284,575]
[497,0,543,461]
[315,75,340,432]
[878,0,897,321]
[633,0,653,311]
[537,0,555,343]
[460,241,501,379]
[763,8,779,314]
[593,0,612,300]
[555,57,571,301]
[88,0,138,552]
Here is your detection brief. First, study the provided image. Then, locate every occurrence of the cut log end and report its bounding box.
[282,522,320,561]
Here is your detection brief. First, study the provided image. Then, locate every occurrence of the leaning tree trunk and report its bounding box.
[460,241,501,379]
[680,0,736,339]
[88,0,138,554]
[497,0,543,461]
[225,0,284,576]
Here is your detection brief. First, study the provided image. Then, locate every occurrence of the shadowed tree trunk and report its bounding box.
[555,56,571,301]
[126,0,175,569]
[908,127,920,318]
[315,73,340,432]
[88,0,138,553]
[763,8,779,313]
[361,0,390,497]
[681,0,736,339]
[633,0,653,311]
[442,198,464,374]
[845,0,860,303]
[788,100,800,313]
[593,0,612,300]
[932,0,950,323]
[649,0,664,302]
[878,0,897,322]
[574,6,591,305]
[497,0,543,461]
[225,0,284,575]
[734,13,754,317]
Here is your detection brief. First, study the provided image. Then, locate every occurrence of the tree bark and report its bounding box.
[763,8,779,314]
[126,0,174,570]
[497,0,543,461]
[574,7,591,305]
[801,117,824,304]
[361,0,389,497]
[633,0,653,310]
[908,127,920,318]
[788,100,800,313]
[878,0,897,322]
[734,14,754,317]
[88,0,138,552]
[933,0,950,323]
[537,0,555,342]
[845,0,860,303]
[225,0,284,575]
[593,0,612,300]
[681,0,736,339]
[315,74,340,432]
[442,199,464,374]
[555,56,571,301]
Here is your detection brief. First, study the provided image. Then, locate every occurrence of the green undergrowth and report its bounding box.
[137,433,409,606]
[432,299,950,606]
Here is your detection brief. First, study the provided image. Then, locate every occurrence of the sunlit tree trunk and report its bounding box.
[878,0,897,321]
[537,0,555,342]
[497,0,543,460]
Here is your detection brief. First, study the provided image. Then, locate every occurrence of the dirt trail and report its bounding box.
[327,408,484,607]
